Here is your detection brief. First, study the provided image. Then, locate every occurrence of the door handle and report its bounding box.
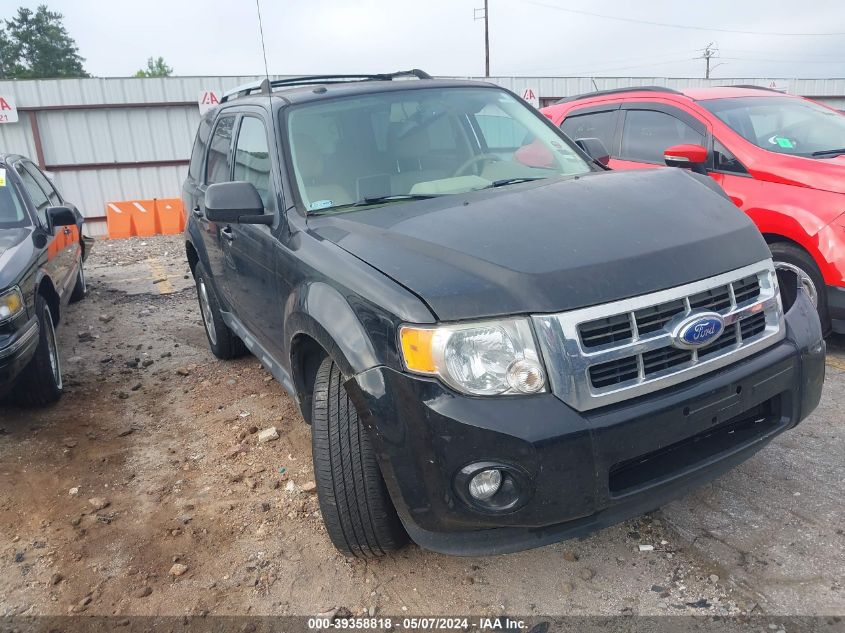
[63,227,71,235]
[220,226,235,242]
[192,205,203,218]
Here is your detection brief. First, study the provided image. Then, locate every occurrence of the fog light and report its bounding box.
[468,469,502,500]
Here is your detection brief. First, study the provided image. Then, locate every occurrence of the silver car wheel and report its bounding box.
[44,305,63,390]
[198,278,218,346]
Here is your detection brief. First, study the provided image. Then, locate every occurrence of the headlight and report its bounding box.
[0,287,24,322]
[399,318,547,396]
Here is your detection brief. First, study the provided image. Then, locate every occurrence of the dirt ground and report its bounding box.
[1,234,843,619]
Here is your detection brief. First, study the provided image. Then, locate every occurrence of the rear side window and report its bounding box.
[620,110,704,163]
[188,117,213,181]
[22,162,61,205]
[15,163,51,226]
[205,115,236,185]
[561,110,617,152]
[234,116,273,208]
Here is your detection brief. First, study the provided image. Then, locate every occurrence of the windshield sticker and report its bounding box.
[0,168,5,187]
[769,135,795,149]
[309,199,333,211]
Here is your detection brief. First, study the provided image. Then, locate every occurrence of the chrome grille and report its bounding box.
[533,261,784,411]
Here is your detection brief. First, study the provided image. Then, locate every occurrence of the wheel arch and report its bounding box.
[35,274,61,326]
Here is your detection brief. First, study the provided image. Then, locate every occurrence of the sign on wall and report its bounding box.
[0,96,19,123]
[521,87,539,108]
[198,90,220,115]
[766,80,790,93]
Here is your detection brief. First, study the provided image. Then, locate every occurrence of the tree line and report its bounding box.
[0,4,173,79]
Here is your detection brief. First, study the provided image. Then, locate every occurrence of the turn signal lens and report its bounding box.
[0,287,24,321]
[399,326,436,374]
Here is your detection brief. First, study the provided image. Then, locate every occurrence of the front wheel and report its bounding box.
[311,356,408,557]
[770,242,830,335]
[16,295,63,405]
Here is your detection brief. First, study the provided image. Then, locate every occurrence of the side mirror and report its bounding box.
[575,137,610,167]
[664,144,708,169]
[205,181,271,225]
[46,205,77,229]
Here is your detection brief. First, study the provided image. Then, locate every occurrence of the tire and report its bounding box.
[311,355,407,557]
[69,261,86,303]
[770,242,830,335]
[16,294,62,405]
[194,262,246,359]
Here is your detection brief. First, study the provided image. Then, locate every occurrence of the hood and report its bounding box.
[750,151,845,199]
[0,227,35,290]
[309,169,770,321]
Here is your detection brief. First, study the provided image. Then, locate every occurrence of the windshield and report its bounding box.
[0,170,30,229]
[285,86,592,213]
[702,96,845,157]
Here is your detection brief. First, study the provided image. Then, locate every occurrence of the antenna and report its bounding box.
[254,0,282,224]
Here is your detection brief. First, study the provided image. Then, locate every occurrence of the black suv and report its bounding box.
[0,154,87,405]
[182,71,825,557]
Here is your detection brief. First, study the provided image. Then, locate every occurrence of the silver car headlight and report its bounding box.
[399,318,547,396]
[0,287,24,322]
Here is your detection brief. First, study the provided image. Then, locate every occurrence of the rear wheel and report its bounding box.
[69,262,86,303]
[16,294,62,405]
[770,242,830,335]
[194,263,246,359]
[311,355,407,557]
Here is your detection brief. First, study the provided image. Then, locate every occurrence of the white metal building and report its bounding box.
[1,75,843,237]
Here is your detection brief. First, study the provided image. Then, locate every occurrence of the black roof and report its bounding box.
[218,70,497,108]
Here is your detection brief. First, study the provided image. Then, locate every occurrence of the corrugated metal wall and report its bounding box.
[1,75,843,236]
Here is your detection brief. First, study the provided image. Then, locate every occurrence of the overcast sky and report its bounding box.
[13,0,845,78]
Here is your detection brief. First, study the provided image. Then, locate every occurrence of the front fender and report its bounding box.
[284,281,380,377]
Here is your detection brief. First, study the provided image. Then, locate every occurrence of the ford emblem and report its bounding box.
[673,312,725,349]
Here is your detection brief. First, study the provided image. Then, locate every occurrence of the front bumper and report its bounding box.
[0,317,40,398]
[347,292,825,556]
[827,285,845,334]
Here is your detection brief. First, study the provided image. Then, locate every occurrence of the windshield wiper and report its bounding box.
[310,194,441,214]
[483,177,546,189]
[811,148,845,157]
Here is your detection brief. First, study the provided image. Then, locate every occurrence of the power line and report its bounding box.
[514,0,845,36]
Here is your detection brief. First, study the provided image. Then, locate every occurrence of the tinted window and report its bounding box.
[234,116,272,208]
[22,163,61,205]
[206,115,235,185]
[713,139,747,174]
[189,116,213,181]
[621,110,704,163]
[0,173,29,228]
[15,163,51,226]
[561,111,617,152]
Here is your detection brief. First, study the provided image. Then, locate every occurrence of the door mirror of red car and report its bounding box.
[663,144,708,168]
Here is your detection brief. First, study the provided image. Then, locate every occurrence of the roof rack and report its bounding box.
[727,84,786,93]
[221,69,433,102]
[555,85,683,105]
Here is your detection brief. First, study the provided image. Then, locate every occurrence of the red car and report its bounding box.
[541,86,845,335]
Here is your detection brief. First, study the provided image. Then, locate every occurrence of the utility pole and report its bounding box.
[700,42,719,79]
[474,1,490,77]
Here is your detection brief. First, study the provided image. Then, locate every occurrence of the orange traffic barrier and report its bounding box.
[105,198,186,239]
[155,198,186,234]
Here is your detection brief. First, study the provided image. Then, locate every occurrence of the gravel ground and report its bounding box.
[0,234,843,619]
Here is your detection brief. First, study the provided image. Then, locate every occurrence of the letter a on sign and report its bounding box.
[198,91,221,115]
[0,96,19,123]
[521,88,539,108]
